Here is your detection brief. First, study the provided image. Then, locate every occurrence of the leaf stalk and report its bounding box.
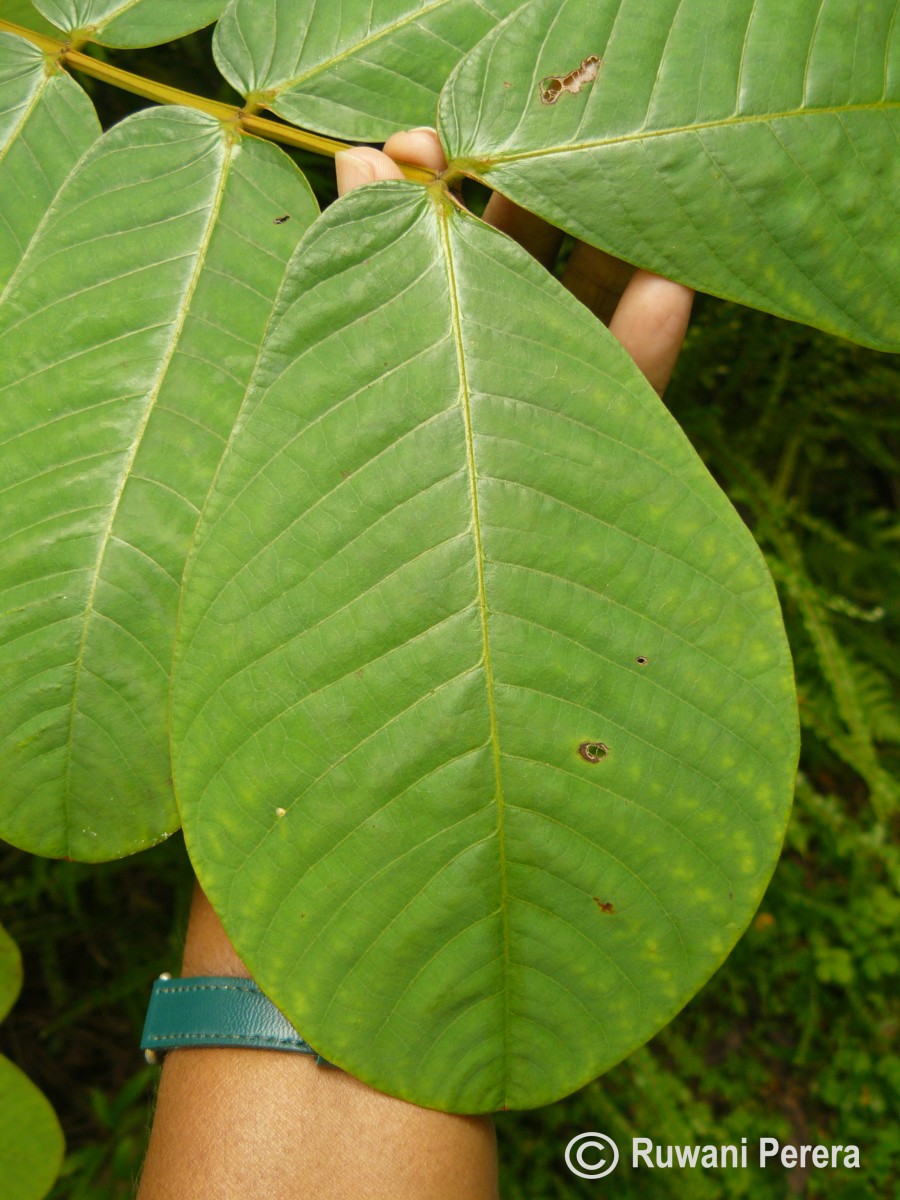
[0,20,436,184]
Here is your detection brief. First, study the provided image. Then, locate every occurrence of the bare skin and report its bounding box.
[137,887,498,1199]
[137,130,692,1200]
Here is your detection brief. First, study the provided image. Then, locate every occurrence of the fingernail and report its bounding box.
[335,149,375,193]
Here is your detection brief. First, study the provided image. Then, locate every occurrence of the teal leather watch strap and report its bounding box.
[140,974,328,1064]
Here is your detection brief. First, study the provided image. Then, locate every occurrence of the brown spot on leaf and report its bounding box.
[593,898,615,913]
[578,740,609,762]
[539,55,602,105]
[273,214,290,224]
[635,656,648,665]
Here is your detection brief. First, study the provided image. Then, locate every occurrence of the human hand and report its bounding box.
[336,128,693,395]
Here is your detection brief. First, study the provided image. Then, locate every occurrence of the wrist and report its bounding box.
[180,883,251,979]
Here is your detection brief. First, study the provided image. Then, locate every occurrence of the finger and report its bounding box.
[482,192,564,269]
[335,146,405,195]
[608,270,694,396]
[561,243,635,325]
[387,132,564,269]
[382,127,447,175]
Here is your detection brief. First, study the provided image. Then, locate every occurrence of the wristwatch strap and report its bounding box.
[140,974,328,1064]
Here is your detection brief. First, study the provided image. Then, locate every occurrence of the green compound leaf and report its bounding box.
[0,922,23,1022]
[0,32,99,286]
[172,181,798,1113]
[0,107,317,861]
[213,0,523,141]
[440,0,900,352]
[32,0,228,47]
[0,1055,64,1200]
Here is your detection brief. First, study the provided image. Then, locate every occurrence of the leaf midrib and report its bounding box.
[60,135,233,854]
[263,0,451,96]
[436,202,510,1104]
[470,99,898,167]
[69,0,146,36]
[0,50,48,171]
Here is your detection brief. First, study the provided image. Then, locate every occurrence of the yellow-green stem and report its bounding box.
[0,19,436,184]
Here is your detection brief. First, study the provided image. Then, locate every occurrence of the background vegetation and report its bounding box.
[0,24,896,1199]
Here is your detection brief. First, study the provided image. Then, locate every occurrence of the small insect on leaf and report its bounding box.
[273,214,291,225]
[578,741,609,762]
[539,55,602,105]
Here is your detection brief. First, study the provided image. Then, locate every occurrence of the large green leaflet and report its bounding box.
[31,0,228,46]
[0,32,99,285]
[172,181,798,1112]
[440,0,900,352]
[0,106,317,861]
[0,924,64,1200]
[213,0,522,140]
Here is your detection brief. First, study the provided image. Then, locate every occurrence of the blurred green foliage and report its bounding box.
[0,18,896,1200]
[0,837,192,1197]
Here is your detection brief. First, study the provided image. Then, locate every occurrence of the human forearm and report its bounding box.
[137,886,498,1200]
